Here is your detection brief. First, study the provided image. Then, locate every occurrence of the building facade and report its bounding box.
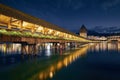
[79,25,87,38]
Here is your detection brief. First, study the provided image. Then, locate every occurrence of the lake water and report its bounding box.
[0,42,120,80]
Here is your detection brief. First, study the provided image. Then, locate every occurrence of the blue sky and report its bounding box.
[0,0,120,32]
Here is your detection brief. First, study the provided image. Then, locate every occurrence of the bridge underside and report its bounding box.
[108,39,120,42]
[0,35,85,44]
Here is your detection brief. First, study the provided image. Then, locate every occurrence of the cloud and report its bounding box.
[101,0,120,10]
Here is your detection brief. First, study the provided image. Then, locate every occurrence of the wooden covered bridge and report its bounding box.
[0,4,91,44]
[0,4,93,54]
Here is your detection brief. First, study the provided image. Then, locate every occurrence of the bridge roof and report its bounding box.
[0,4,83,38]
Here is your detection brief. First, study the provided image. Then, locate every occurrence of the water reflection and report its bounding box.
[0,42,72,56]
[0,42,119,80]
[32,45,89,80]
[0,43,21,55]
[0,42,74,67]
[88,42,120,51]
[0,43,89,80]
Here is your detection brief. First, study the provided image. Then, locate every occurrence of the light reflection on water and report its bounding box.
[0,43,21,55]
[0,42,71,65]
[0,43,89,80]
[0,42,120,80]
[37,45,88,80]
[88,42,120,52]
[50,42,120,80]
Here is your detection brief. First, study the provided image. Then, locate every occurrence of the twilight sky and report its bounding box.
[0,0,120,32]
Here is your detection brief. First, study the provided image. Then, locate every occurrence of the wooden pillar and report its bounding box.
[75,42,78,48]
[53,42,57,49]
[8,17,12,29]
[20,20,23,31]
[31,24,35,33]
[70,42,75,49]
[59,42,65,50]
[65,42,70,50]
[21,43,28,55]
[28,44,37,55]
[33,44,37,55]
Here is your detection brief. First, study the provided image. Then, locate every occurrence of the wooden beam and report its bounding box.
[20,20,23,31]
[8,17,12,29]
[31,24,35,33]
[11,17,20,23]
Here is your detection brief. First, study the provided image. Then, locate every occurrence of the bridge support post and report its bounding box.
[21,43,38,55]
[74,42,81,48]
[53,42,58,49]
[69,42,75,49]
[21,43,28,55]
[28,44,37,55]
[59,42,65,50]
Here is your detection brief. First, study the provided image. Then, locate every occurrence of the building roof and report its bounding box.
[80,25,87,33]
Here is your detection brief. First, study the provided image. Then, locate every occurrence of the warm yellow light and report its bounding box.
[57,61,63,70]
[38,26,44,30]
[22,21,28,26]
[63,58,68,67]
[36,25,44,32]
[49,29,53,33]
[56,31,60,35]
[50,66,55,72]
[3,44,6,53]
[39,72,44,80]
[0,14,10,23]
[49,71,53,78]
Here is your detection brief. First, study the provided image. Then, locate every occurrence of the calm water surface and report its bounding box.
[0,42,120,80]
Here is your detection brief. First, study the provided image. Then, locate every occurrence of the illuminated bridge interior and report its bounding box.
[0,4,91,42]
